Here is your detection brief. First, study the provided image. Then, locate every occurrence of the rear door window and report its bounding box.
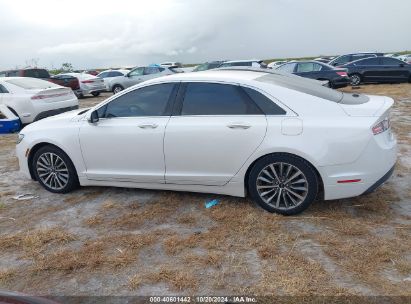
[355,58,380,65]
[382,57,404,65]
[296,62,323,73]
[181,83,262,115]
[241,87,286,115]
[276,63,297,73]
[144,67,161,75]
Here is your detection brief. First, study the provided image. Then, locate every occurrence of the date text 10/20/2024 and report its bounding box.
[149,296,257,303]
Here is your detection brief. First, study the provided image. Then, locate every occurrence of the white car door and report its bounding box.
[164,82,267,186]
[79,83,177,183]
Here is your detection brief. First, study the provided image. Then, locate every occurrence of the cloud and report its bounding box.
[0,0,410,69]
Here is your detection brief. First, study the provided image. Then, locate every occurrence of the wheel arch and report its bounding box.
[28,142,73,180]
[244,152,324,200]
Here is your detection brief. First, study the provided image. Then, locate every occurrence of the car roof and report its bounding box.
[223,59,262,63]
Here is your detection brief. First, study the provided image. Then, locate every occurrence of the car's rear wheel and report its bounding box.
[248,154,318,215]
[112,85,124,94]
[91,92,100,97]
[350,74,361,86]
[32,145,79,193]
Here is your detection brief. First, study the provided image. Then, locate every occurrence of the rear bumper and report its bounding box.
[320,132,397,200]
[33,105,79,121]
[362,165,395,196]
[332,77,350,88]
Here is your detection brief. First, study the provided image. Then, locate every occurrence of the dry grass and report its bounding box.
[0,227,75,256]
[0,269,16,284]
[128,274,143,289]
[144,266,199,291]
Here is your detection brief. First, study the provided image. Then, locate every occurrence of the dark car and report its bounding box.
[328,52,384,67]
[192,61,224,72]
[0,68,50,79]
[341,56,411,85]
[0,68,80,93]
[48,74,81,95]
[275,61,350,88]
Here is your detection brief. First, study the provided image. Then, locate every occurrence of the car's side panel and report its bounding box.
[164,115,267,185]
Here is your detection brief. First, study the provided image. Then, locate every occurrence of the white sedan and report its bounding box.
[0,77,78,124]
[16,69,397,215]
[59,73,105,98]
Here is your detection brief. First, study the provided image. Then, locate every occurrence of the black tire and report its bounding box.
[112,85,124,94]
[350,73,362,86]
[91,92,100,97]
[248,154,318,215]
[32,145,79,193]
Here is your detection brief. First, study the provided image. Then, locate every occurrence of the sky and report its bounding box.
[0,0,410,70]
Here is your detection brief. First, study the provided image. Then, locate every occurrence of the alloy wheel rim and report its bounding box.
[256,162,308,210]
[36,152,69,190]
[114,87,122,93]
[351,75,360,85]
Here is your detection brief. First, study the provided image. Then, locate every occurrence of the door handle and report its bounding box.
[227,123,251,129]
[138,123,158,129]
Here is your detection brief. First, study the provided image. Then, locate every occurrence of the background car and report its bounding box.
[275,61,350,88]
[398,54,411,64]
[267,61,288,68]
[107,66,178,94]
[17,69,396,215]
[328,52,384,67]
[58,73,105,98]
[49,74,80,94]
[0,77,78,124]
[341,56,411,85]
[220,59,267,68]
[0,68,50,79]
[192,61,224,72]
[160,62,183,68]
[97,69,129,91]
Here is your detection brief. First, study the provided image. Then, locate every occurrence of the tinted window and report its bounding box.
[97,72,110,78]
[144,67,161,75]
[355,58,380,65]
[352,54,375,61]
[110,71,124,77]
[242,87,286,115]
[104,83,175,118]
[221,62,252,67]
[0,84,9,93]
[276,63,296,73]
[296,62,322,73]
[333,55,350,65]
[181,83,262,115]
[382,57,404,65]
[24,69,50,78]
[128,67,144,77]
[6,71,18,77]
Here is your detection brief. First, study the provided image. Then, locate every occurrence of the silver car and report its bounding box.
[107,66,179,94]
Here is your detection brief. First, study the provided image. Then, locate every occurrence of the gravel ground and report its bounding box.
[0,86,410,297]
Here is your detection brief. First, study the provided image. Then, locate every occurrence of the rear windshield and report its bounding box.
[5,78,59,89]
[24,69,50,78]
[256,73,369,104]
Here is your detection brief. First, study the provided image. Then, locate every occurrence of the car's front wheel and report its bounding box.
[32,145,79,193]
[112,85,124,94]
[91,92,100,97]
[350,74,362,86]
[248,154,318,215]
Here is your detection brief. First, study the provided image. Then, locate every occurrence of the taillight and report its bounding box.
[81,80,94,83]
[372,117,390,135]
[31,92,69,100]
[336,71,348,77]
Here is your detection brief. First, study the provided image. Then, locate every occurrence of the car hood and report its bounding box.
[21,108,87,133]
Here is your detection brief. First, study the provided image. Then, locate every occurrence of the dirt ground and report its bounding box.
[0,85,410,297]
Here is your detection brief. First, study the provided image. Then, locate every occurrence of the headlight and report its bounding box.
[17,133,24,144]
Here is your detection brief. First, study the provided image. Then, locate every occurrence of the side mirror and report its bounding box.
[87,110,99,124]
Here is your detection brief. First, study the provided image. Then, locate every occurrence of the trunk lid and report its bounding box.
[28,87,76,103]
[338,94,393,117]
